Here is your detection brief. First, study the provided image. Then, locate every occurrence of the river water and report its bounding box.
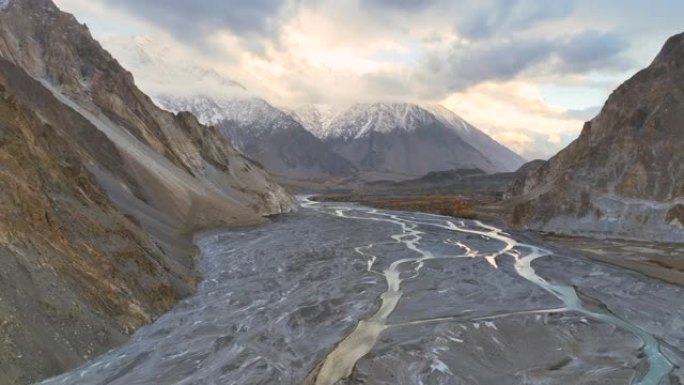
[41,199,684,385]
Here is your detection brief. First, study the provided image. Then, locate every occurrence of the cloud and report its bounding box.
[413,30,630,99]
[360,0,440,12]
[101,35,254,100]
[96,0,290,50]
[556,30,631,72]
[55,0,684,161]
[457,0,575,40]
[440,38,555,90]
[564,105,602,121]
[441,81,585,159]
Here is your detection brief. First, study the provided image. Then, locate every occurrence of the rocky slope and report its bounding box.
[424,104,527,173]
[292,103,526,180]
[156,95,357,180]
[506,32,684,243]
[0,0,295,383]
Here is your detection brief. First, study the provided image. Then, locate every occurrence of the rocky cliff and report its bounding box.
[0,0,295,383]
[506,32,684,243]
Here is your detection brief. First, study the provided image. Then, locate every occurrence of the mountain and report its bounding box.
[423,104,528,173]
[506,32,684,243]
[155,95,357,180]
[291,103,526,180]
[289,103,339,139]
[0,0,294,383]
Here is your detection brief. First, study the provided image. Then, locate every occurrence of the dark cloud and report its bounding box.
[98,0,288,45]
[557,30,630,72]
[458,0,575,40]
[444,38,555,89]
[360,0,440,12]
[415,30,630,97]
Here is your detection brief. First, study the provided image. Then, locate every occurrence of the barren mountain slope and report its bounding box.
[0,0,295,382]
[507,32,684,243]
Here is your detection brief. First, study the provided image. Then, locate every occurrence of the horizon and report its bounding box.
[53,0,683,159]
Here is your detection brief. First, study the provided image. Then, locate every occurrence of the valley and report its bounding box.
[0,1,682,384]
[40,199,684,385]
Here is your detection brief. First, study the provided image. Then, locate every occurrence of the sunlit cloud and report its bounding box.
[53,0,684,159]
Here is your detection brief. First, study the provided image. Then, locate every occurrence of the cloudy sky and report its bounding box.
[54,0,683,159]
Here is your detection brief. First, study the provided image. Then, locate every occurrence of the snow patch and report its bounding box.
[155,95,296,133]
[313,103,439,141]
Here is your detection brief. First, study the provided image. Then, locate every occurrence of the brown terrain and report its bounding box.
[313,194,479,219]
[506,32,684,243]
[0,0,295,383]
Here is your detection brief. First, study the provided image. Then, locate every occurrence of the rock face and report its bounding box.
[156,95,357,180]
[507,32,684,243]
[292,103,526,180]
[0,0,295,383]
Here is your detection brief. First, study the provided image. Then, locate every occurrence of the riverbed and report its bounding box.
[41,199,684,385]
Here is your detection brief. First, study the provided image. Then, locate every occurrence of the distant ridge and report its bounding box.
[291,102,526,180]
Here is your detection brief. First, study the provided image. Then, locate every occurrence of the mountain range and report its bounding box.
[155,95,357,180]
[292,102,526,180]
[157,95,527,181]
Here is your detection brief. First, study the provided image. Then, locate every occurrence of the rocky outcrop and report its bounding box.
[506,32,684,243]
[0,0,295,383]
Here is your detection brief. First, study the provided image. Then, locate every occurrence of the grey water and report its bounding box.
[41,199,683,385]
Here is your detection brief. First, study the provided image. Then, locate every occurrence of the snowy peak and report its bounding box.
[291,102,526,175]
[155,95,298,133]
[155,95,224,125]
[294,102,477,140]
[294,102,441,141]
[288,104,338,139]
[422,104,473,135]
[332,103,438,140]
[154,94,357,179]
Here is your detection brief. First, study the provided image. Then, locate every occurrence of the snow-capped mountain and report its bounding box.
[288,104,338,139]
[290,103,526,179]
[156,95,357,179]
[156,95,288,130]
[423,104,527,172]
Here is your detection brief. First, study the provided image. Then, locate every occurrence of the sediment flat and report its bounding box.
[41,200,684,385]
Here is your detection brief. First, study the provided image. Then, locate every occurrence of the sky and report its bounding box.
[53,0,684,160]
